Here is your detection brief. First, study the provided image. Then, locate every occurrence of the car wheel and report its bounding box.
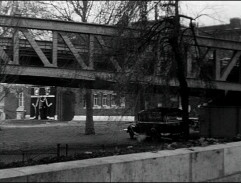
[129,131,135,139]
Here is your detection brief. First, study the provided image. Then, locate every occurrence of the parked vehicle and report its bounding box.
[126,107,191,139]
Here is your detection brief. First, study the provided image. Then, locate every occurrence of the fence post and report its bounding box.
[66,144,68,157]
[22,152,25,163]
[57,144,60,158]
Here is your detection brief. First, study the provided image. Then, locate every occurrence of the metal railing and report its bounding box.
[0,143,69,167]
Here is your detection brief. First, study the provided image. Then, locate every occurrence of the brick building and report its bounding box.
[0,84,31,120]
[0,84,136,121]
[0,83,190,121]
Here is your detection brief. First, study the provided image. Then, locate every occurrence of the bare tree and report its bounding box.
[37,1,94,22]
[108,0,215,138]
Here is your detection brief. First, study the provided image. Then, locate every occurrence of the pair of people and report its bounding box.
[32,96,52,120]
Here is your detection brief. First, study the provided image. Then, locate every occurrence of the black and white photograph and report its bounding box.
[0,1,241,182]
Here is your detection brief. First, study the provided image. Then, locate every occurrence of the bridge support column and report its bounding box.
[13,29,19,64]
[52,31,58,67]
[239,56,241,82]
[214,50,221,80]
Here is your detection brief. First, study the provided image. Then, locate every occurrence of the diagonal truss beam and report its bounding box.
[220,51,241,81]
[95,35,110,50]
[110,57,122,72]
[21,29,54,67]
[96,35,122,71]
[0,47,12,64]
[59,32,88,69]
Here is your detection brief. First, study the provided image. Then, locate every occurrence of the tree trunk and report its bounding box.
[85,88,95,135]
[179,82,190,138]
[171,38,190,138]
[134,86,145,121]
[172,0,190,138]
[82,1,95,135]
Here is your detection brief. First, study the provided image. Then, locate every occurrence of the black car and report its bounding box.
[127,107,187,139]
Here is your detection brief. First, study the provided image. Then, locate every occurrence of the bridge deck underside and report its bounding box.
[1,65,241,96]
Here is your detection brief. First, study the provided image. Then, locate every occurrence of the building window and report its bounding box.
[83,95,86,108]
[111,94,116,106]
[34,87,39,96]
[18,92,24,107]
[102,94,107,106]
[45,87,50,96]
[120,97,125,108]
[94,94,98,106]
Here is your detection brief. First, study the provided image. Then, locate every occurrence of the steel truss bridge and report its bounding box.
[0,15,241,93]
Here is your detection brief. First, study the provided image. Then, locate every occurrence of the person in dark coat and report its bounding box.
[39,97,48,120]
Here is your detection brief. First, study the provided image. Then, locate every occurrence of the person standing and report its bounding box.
[39,96,52,120]
[32,97,40,119]
[39,97,47,120]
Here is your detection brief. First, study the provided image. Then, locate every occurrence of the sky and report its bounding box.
[182,1,241,26]
[3,1,241,27]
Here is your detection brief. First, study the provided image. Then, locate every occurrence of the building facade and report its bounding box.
[0,84,31,120]
[1,84,197,121]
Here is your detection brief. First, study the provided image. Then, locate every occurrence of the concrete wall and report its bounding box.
[1,142,241,182]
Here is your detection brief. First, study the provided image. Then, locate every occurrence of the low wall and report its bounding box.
[1,142,241,182]
[26,115,134,121]
[72,115,135,122]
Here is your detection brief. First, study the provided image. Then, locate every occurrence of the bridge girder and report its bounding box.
[0,15,240,92]
[2,65,241,92]
[1,15,241,50]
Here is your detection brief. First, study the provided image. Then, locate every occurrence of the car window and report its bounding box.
[148,112,163,121]
[138,108,183,122]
